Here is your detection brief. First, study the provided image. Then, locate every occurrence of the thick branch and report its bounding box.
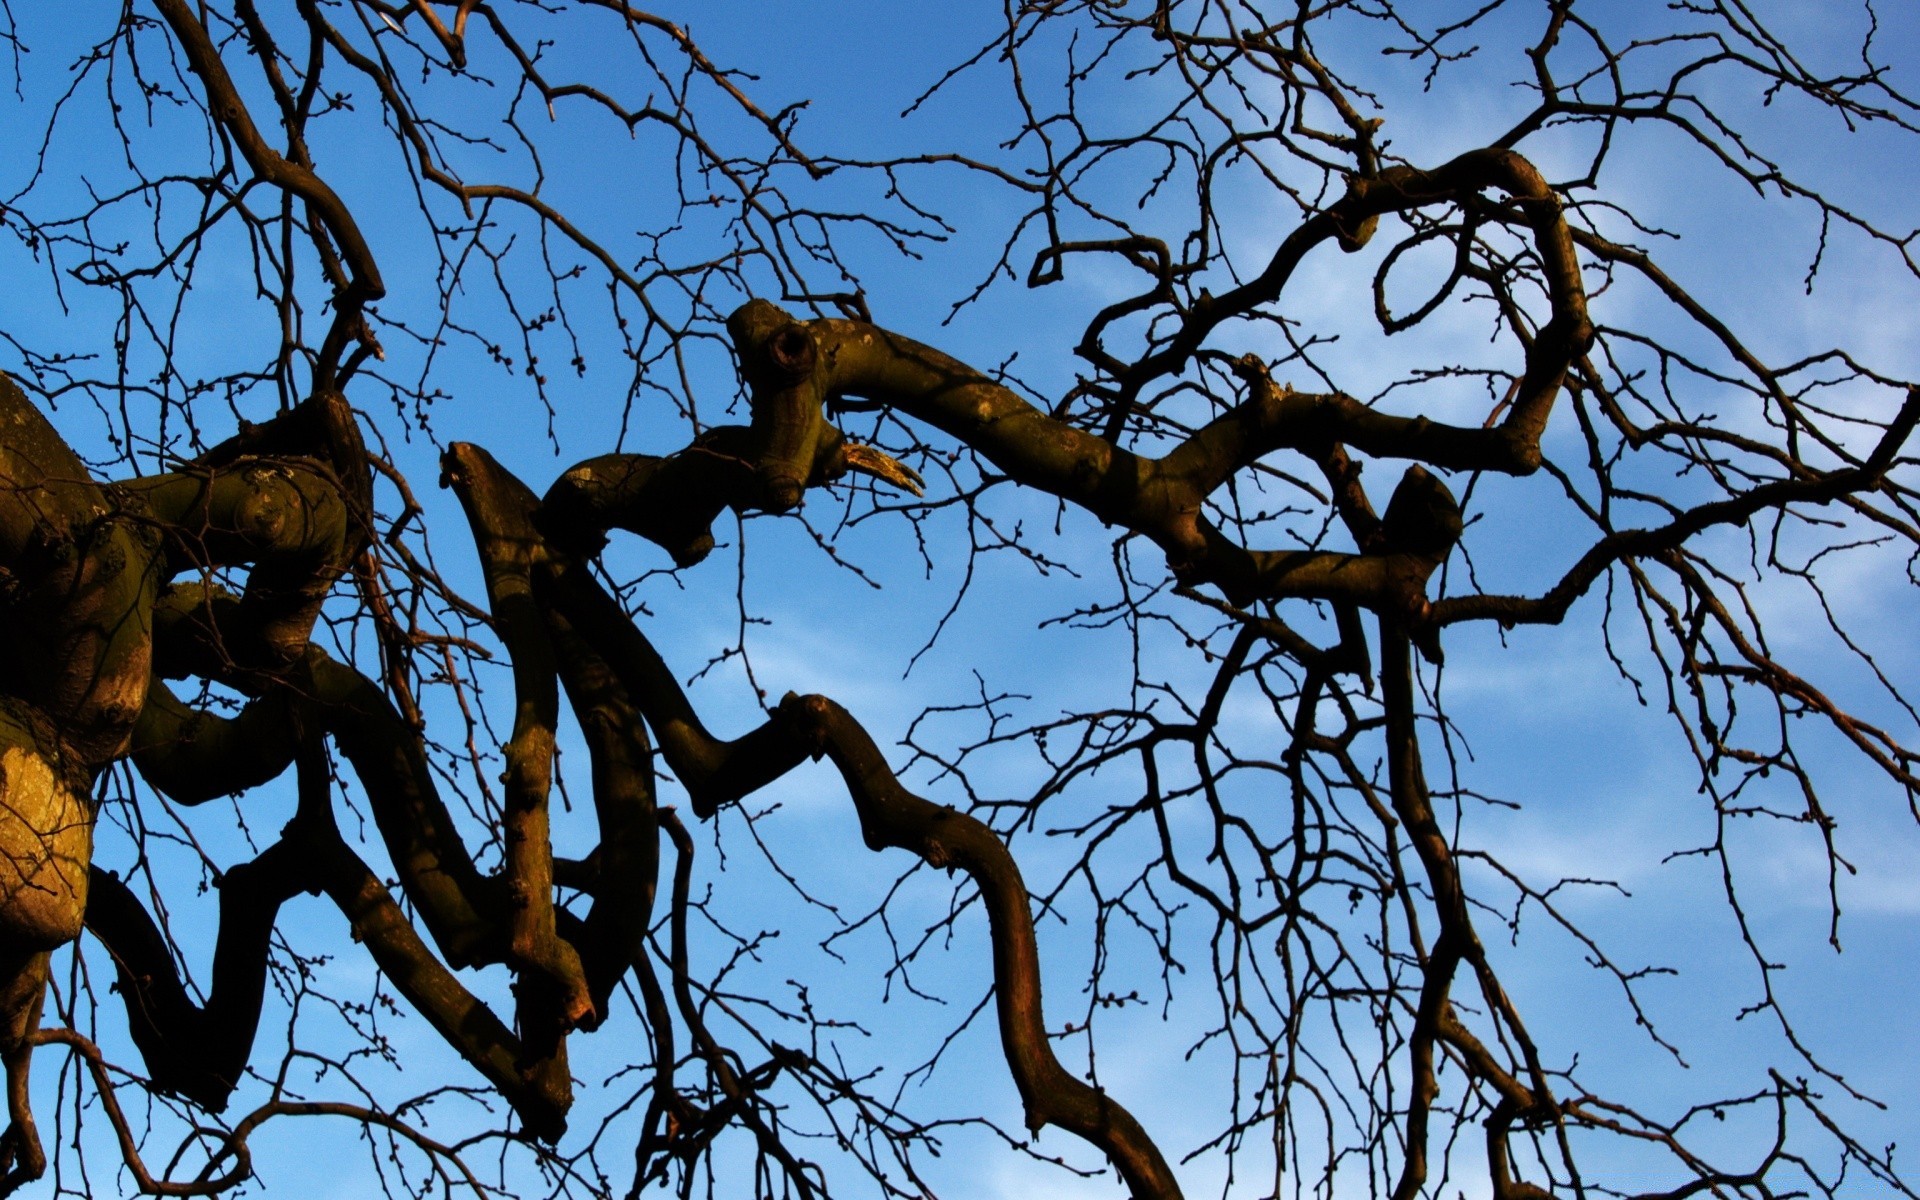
[128,682,298,805]
[729,304,1463,614]
[541,561,815,817]
[776,693,1183,1200]
[545,592,661,1015]
[150,586,506,970]
[82,840,316,1112]
[120,456,353,668]
[444,443,592,1028]
[0,373,160,770]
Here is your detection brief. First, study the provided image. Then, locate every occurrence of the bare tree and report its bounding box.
[0,2,1916,1197]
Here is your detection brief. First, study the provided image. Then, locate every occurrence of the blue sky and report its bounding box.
[2,2,1919,1197]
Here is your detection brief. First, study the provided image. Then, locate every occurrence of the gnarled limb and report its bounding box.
[773,692,1183,1200]
[83,839,318,1112]
[544,591,661,1016]
[537,424,917,568]
[542,558,816,818]
[538,300,919,565]
[0,372,161,772]
[285,733,573,1141]
[128,681,299,805]
[539,425,919,569]
[539,438,760,567]
[101,689,576,1141]
[120,456,354,670]
[444,443,593,1031]
[725,302,1468,619]
[534,377,1181,1189]
[303,648,514,969]
[150,586,508,970]
[528,345,920,814]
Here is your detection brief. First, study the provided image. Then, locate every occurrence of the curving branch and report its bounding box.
[83,841,317,1112]
[725,300,1465,618]
[149,583,509,970]
[282,728,573,1140]
[444,444,592,1030]
[774,692,1184,1200]
[542,574,661,1016]
[128,681,298,804]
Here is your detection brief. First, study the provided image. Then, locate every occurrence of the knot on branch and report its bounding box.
[730,301,835,513]
[1379,465,1463,565]
[533,303,923,569]
[1334,211,1381,253]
